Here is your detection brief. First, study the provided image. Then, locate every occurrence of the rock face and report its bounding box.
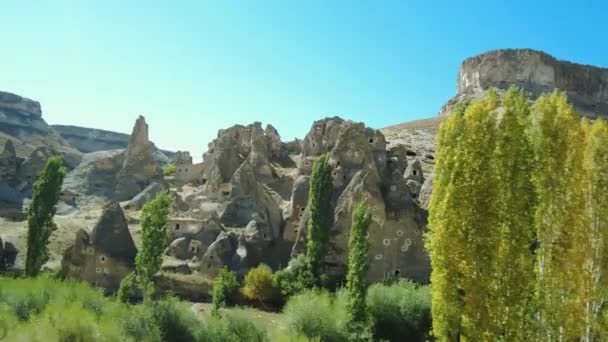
[0,236,18,271]
[113,116,163,201]
[52,124,174,163]
[0,91,79,159]
[441,49,608,119]
[289,117,429,283]
[162,118,430,284]
[61,202,137,291]
[62,116,163,201]
[0,140,19,187]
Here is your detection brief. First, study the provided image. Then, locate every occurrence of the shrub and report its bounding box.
[210,266,239,316]
[274,255,314,298]
[148,296,199,342]
[117,271,139,303]
[242,264,278,303]
[163,164,177,176]
[366,280,431,341]
[198,309,269,342]
[282,289,348,342]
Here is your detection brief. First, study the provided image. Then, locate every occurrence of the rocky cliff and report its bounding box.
[440,49,608,118]
[0,91,79,159]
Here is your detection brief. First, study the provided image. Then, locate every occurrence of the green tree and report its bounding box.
[427,91,499,341]
[211,266,239,317]
[580,119,608,341]
[531,92,588,340]
[162,164,176,176]
[345,202,372,336]
[488,88,536,340]
[135,190,172,299]
[305,154,334,286]
[25,156,66,276]
[241,264,278,303]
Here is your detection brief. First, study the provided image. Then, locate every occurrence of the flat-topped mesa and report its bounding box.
[442,49,608,118]
[0,91,42,117]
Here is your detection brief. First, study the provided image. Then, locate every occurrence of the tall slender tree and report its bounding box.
[488,88,536,340]
[135,190,172,299]
[25,156,66,276]
[345,202,372,333]
[305,154,334,286]
[531,91,588,340]
[426,102,467,341]
[579,119,608,341]
[427,91,499,340]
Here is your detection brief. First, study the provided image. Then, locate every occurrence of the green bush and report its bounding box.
[210,266,239,316]
[282,289,348,342]
[274,255,314,298]
[198,309,269,342]
[0,276,211,342]
[163,164,177,176]
[366,280,431,341]
[242,264,278,303]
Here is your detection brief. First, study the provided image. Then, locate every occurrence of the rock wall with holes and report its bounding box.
[161,117,430,284]
[61,202,137,291]
[289,117,430,283]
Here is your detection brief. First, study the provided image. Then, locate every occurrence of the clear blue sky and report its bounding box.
[1,1,606,158]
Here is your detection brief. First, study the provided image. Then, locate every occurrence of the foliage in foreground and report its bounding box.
[25,156,66,276]
[427,88,608,340]
[134,190,172,299]
[242,264,279,303]
[210,266,239,316]
[163,164,177,176]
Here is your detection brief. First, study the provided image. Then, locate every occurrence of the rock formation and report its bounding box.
[52,124,174,163]
[113,116,163,201]
[62,116,163,201]
[0,91,79,159]
[162,118,430,284]
[0,140,19,187]
[0,236,18,271]
[440,49,608,119]
[289,117,429,283]
[61,202,137,291]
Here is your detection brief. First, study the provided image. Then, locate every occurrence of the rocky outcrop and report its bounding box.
[440,49,608,119]
[61,201,137,291]
[113,116,163,201]
[0,91,79,159]
[62,116,163,201]
[289,117,430,283]
[0,236,18,271]
[0,140,19,187]
[52,124,174,163]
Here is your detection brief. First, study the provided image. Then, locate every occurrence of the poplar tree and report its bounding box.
[530,91,587,340]
[579,119,608,341]
[345,202,372,333]
[426,103,466,341]
[135,190,172,299]
[305,154,334,286]
[25,156,66,277]
[427,92,499,340]
[488,88,536,340]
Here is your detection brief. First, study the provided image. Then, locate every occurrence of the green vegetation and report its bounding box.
[367,280,431,342]
[163,164,177,176]
[305,154,334,286]
[242,264,278,303]
[274,255,311,298]
[427,89,608,341]
[25,156,66,277]
[135,191,172,299]
[345,202,372,336]
[210,266,239,317]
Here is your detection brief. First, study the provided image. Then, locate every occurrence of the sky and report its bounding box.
[1,1,607,159]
